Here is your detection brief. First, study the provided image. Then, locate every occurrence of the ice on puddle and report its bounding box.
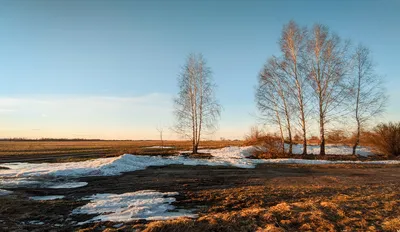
[73,190,196,224]
[30,195,65,201]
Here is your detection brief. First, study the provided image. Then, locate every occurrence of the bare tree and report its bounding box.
[279,20,309,155]
[173,53,221,154]
[156,125,164,151]
[351,45,387,155]
[256,57,294,154]
[304,24,352,155]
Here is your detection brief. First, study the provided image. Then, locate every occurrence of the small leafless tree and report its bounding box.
[173,53,221,154]
[156,125,164,151]
[256,57,294,154]
[351,45,387,155]
[304,24,352,155]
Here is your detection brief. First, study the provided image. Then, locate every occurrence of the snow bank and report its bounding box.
[0,189,12,196]
[30,195,65,201]
[73,190,196,224]
[1,146,397,184]
[0,145,400,188]
[0,146,259,179]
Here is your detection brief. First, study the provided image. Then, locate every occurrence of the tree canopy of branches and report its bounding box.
[256,21,386,155]
[256,57,293,154]
[350,45,387,155]
[173,53,221,154]
[305,24,352,155]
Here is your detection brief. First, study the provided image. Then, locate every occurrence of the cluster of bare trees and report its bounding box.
[256,21,386,156]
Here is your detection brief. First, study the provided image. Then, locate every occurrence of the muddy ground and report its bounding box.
[1,163,400,231]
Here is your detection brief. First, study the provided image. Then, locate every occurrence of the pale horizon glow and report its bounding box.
[0,94,253,140]
[0,1,399,140]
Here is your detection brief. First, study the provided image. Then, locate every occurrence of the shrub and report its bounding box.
[370,122,400,156]
[326,129,349,144]
[244,126,265,145]
[244,127,285,157]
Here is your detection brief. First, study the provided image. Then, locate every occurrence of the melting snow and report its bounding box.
[0,146,398,185]
[26,220,44,225]
[48,182,88,189]
[0,178,41,188]
[30,195,65,201]
[289,144,373,156]
[144,146,174,149]
[0,189,12,196]
[72,190,196,224]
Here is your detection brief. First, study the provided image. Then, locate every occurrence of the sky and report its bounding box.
[0,0,399,140]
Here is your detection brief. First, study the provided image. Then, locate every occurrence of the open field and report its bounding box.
[1,143,400,231]
[1,163,400,231]
[0,140,243,163]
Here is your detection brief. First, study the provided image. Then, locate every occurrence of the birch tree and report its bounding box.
[279,21,309,155]
[351,45,387,155]
[256,57,294,154]
[304,24,352,155]
[173,53,221,154]
[156,125,164,151]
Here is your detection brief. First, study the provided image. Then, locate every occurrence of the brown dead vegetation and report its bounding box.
[0,140,243,163]
[2,164,400,232]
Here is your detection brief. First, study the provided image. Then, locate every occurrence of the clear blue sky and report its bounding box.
[0,0,399,139]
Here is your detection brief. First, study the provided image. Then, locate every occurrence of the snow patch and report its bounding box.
[0,178,41,187]
[26,220,44,225]
[0,189,13,196]
[0,146,259,179]
[144,146,174,149]
[30,195,65,201]
[72,190,196,224]
[48,182,88,189]
[0,146,397,183]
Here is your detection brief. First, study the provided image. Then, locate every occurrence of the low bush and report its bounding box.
[369,122,400,157]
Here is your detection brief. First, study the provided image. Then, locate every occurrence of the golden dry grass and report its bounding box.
[0,140,243,162]
[141,184,400,232]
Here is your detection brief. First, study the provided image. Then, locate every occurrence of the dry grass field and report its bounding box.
[1,140,400,231]
[0,140,243,163]
[1,164,400,231]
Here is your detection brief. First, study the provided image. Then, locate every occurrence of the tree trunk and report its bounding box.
[283,103,293,155]
[299,102,307,155]
[352,120,360,156]
[276,110,285,154]
[353,70,362,156]
[287,123,293,155]
[302,120,307,155]
[192,144,198,154]
[320,116,326,156]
